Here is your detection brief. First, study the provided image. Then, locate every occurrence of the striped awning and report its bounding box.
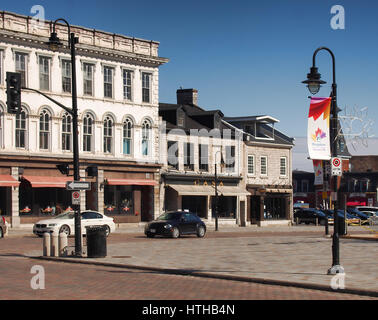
[21,175,73,188]
[0,175,19,187]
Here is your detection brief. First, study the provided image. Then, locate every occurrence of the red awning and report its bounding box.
[22,175,73,188]
[106,178,156,186]
[0,175,20,187]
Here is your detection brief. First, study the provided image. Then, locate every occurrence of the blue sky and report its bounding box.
[2,0,378,142]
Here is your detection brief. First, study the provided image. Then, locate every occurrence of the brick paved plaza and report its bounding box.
[0,225,377,300]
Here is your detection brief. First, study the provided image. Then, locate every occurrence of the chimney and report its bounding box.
[176,88,198,106]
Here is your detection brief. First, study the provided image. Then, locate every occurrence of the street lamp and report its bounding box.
[302,47,344,275]
[47,18,82,257]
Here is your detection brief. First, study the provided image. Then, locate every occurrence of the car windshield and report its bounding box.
[157,212,182,221]
[55,212,75,219]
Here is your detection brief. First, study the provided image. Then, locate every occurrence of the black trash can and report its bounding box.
[86,226,107,258]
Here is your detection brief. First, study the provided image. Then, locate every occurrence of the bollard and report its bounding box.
[43,232,51,256]
[315,218,318,226]
[51,232,59,257]
[59,232,68,257]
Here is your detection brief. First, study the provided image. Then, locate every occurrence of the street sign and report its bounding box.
[72,191,80,205]
[331,157,342,176]
[66,181,91,190]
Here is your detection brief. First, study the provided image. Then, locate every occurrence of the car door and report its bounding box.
[185,213,198,233]
[178,213,191,234]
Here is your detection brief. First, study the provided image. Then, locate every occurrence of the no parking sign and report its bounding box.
[72,191,80,205]
[331,157,342,176]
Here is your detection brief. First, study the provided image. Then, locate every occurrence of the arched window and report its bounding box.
[39,109,50,150]
[103,115,113,153]
[16,108,27,148]
[123,118,133,155]
[83,113,94,152]
[62,112,72,151]
[141,119,151,156]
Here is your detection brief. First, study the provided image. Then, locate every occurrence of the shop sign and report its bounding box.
[193,179,223,187]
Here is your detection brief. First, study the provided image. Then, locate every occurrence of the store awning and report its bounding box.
[106,178,157,186]
[168,184,249,196]
[21,175,73,188]
[0,175,20,187]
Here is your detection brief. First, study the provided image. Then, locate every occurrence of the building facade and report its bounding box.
[158,89,249,226]
[225,116,294,226]
[0,11,168,226]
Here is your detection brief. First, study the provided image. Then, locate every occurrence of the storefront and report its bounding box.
[161,173,248,225]
[0,174,19,216]
[247,186,292,226]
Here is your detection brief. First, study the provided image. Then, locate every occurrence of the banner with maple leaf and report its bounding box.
[307,97,331,160]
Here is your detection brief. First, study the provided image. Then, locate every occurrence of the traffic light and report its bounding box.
[56,164,70,176]
[86,165,98,177]
[6,72,22,114]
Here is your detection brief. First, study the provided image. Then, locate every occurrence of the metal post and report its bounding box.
[70,33,82,256]
[215,163,219,231]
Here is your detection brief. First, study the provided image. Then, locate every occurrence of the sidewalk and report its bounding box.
[26,226,378,297]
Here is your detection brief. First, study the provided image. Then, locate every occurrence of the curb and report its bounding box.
[341,235,378,242]
[30,255,378,298]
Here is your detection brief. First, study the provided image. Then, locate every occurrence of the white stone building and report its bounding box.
[0,11,168,227]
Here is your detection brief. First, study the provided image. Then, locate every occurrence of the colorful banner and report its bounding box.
[313,160,323,185]
[307,97,331,160]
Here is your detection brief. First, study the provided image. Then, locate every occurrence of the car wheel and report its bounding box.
[104,225,111,237]
[196,226,206,238]
[319,219,326,226]
[171,227,180,239]
[59,225,70,236]
[146,232,155,238]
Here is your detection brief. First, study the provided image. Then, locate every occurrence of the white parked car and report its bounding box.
[33,210,116,237]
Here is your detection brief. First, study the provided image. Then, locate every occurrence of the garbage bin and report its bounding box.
[337,216,347,236]
[86,225,107,258]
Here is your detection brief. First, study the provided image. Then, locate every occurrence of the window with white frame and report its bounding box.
[62,112,72,151]
[0,50,3,85]
[141,119,151,156]
[15,108,27,148]
[62,60,71,93]
[83,63,94,96]
[123,118,133,155]
[123,69,133,100]
[103,116,113,153]
[39,109,50,150]
[280,157,287,176]
[39,56,50,91]
[247,155,255,175]
[260,156,268,175]
[225,145,235,172]
[103,66,113,98]
[15,52,27,87]
[167,140,179,170]
[142,72,151,103]
[184,142,194,171]
[199,144,208,171]
[83,113,94,152]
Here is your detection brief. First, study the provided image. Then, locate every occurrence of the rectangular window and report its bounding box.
[62,60,71,93]
[142,72,151,103]
[184,142,194,171]
[39,56,50,91]
[103,66,113,98]
[123,69,132,100]
[167,141,179,170]
[83,63,94,96]
[225,145,235,172]
[301,180,309,192]
[16,111,26,148]
[280,157,287,176]
[260,156,268,175]
[247,155,255,175]
[0,50,3,85]
[15,52,27,87]
[199,144,208,171]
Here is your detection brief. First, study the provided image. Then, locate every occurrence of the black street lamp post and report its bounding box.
[302,47,344,274]
[48,19,82,256]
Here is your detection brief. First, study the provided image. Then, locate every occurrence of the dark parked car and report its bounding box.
[0,216,7,238]
[294,208,330,225]
[323,209,361,225]
[144,211,206,238]
[347,208,370,224]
